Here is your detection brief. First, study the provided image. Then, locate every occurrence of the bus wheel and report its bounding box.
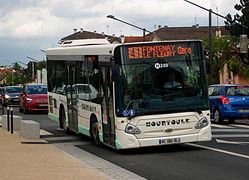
[60,108,69,133]
[91,118,102,147]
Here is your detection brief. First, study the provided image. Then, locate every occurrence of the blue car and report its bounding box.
[208,84,249,123]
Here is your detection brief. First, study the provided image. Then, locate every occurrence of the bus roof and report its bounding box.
[46,43,118,56]
[46,39,203,57]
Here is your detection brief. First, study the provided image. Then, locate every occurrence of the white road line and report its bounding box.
[211,129,249,132]
[231,124,249,128]
[211,124,234,128]
[212,134,249,138]
[216,139,249,145]
[187,143,249,159]
[40,129,53,136]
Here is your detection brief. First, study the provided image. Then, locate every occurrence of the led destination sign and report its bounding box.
[128,44,192,59]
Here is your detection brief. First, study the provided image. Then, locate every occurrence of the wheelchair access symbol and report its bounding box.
[122,109,136,117]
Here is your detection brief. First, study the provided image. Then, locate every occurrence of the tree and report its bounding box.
[36,60,46,70]
[203,35,249,83]
[225,0,249,37]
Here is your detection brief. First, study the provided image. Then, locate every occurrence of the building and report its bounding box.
[151,25,230,40]
[60,28,121,44]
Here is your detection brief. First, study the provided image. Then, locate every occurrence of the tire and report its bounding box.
[90,117,102,147]
[60,107,70,134]
[23,106,29,114]
[228,118,236,124]
[213,109,223,124]
[19,105,23,112]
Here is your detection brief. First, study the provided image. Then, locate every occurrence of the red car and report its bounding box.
[19,84,48,113]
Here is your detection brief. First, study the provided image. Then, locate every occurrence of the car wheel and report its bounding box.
[23,106,29,114]
[228,118,236,123]
[91,117,102,147]
[214,109,223,124]
[19,105,23,112]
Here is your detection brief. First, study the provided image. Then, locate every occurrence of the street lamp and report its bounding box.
[27,56,39,81]
[40,49,46,53]
[183,0,248,68]
[107,15,150,41]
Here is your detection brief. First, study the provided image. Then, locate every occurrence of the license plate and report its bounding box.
[39,104,48,107]
[12,99,19,101]
[159,138,181,145]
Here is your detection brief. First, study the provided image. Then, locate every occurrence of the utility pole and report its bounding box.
[27,56,39,81]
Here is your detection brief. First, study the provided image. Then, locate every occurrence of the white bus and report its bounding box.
[46,39,211,149]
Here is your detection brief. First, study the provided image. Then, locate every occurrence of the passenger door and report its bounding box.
[66,64,78,133]
[100,65,115,147]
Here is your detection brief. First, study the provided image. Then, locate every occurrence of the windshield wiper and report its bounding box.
[163,91,185,100]
[125,98,148,110]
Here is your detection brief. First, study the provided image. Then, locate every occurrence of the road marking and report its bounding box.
[212,134,249,138]
[212,129,249,132]
[187,143,249,159]
[216,139,249,145]
[40,129,53,136]
[231,124,249,128]
[211,124,234,128]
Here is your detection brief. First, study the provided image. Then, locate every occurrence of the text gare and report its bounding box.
[128,45,192,59]
[146,119,190,127]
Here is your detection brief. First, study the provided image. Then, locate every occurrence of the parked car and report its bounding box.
[1,86,22,106]
[72,84,98,101]
[0,87,4,95]
[19,84,48,113]
[208,84,249,123]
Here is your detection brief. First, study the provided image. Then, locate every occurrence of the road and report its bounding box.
[8,107,249,180]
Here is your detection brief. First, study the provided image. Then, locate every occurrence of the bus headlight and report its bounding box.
[125,124,141,134]
[195,117,209,129]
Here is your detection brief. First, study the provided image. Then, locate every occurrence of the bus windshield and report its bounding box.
[114,41,209,117]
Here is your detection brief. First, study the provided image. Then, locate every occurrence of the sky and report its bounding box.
[0,0,240,66]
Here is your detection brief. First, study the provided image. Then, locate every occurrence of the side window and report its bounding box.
[208,87,214,96]
[208,87,220,96]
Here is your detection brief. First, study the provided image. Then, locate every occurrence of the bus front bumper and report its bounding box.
[115,126,212,150]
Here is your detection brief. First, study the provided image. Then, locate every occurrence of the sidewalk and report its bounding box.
[0,128,108,180]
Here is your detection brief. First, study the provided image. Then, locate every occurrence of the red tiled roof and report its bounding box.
[152,26,230,40]
[0,69,13,73]
[60,26,231,44]
[61,30,121,43]
[124,35,156,43]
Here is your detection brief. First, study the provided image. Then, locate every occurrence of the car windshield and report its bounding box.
[77,85,91,93]
[226,86,249,96]
[6,87,21,93]
[27,85,47,94]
